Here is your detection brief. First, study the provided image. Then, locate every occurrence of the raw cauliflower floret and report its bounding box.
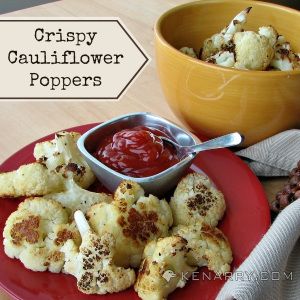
[34,131,95,189]
[172,222,232,275]
[62,210,135,294]
[201,7,251,60]
[233,30,275,70]
[45,178,113,215]
[3,197,80,272]
[170,173,225,227]
[135,236,196,300]
[87,180,173,268]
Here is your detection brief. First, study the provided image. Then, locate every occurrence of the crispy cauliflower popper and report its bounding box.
[0,163,65,198]
[201,7,251,61]
[172,222,232,275]
[135,236,196,300]
[87,181,173,268]
[3,197,80,272]
[0,131,95,198]
[2,150,232,298]
[44,178,113,215]
[270,35,300,71]
[62,210,135,294]
[34,131,95,188]
[181,7,300,71]
[233,29,275,70]
[179,47,198,58]
[170,173,225,227]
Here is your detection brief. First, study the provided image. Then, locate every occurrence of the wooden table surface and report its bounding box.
[0,1,286,299]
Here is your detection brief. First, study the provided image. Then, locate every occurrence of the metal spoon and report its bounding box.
[160,132,243,159]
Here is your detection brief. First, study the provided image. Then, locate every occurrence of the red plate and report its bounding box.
[0,124,270,300]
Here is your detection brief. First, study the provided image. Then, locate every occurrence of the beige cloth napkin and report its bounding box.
[236,130,300,176]
[217,199,300,300]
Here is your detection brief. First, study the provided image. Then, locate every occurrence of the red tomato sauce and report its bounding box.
[94,126,179,177]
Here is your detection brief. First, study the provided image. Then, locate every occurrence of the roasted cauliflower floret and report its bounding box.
[34,131,95,189]
[0,163,65,198]
[201,9,277,70]
[172,222,232,275]
[62,210,135,295]
[87,180,173,268]
[258,26,278,48]
[114,180,145,205]
[233,30,275,70]
[179,47,197,58]
[183,7,299,71]
[170,173,225,227]
[270,35,300,71]
[201,7,251,60]
[45,178,112,215]
[135,236,196,300]
[207,51,235,67]
[3,197,79,272]
[0,131,95,198]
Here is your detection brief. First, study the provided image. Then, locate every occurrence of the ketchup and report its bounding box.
[94,126,179,177]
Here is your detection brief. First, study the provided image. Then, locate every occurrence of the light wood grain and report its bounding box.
[0,1,286,299]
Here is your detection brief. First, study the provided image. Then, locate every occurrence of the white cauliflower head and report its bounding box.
[134,236,196,300]
[170,173,225,227]
[62,210,135,294]
[172,222,232,275]
[3,197,80,272]
[87,180,173,268]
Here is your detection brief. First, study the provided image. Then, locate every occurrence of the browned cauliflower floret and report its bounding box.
[258,26,278,48]
[270,35,300,71]
[172,222,232,275]
[233,30,275,70]
[201,7,251,60]
[0,131,95,198]
[135,236,196,300]
[0,163,65,198]
[87,180,173,268]
[186,7,299,71]
[3,197,80,272]
[179,47,197,58]
[207,51,235,67]
[34,131,95,189]
[170,173,225,227]
[62,210,135,295]
[201,9,279,70]
[45,178,113,215]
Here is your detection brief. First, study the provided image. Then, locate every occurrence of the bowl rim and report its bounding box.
[154,0,300,76]
[77,112,198,182]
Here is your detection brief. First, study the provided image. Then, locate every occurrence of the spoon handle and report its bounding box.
[186,132,243,154]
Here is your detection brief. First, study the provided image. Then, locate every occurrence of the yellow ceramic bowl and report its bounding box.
[155,0,300,146]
